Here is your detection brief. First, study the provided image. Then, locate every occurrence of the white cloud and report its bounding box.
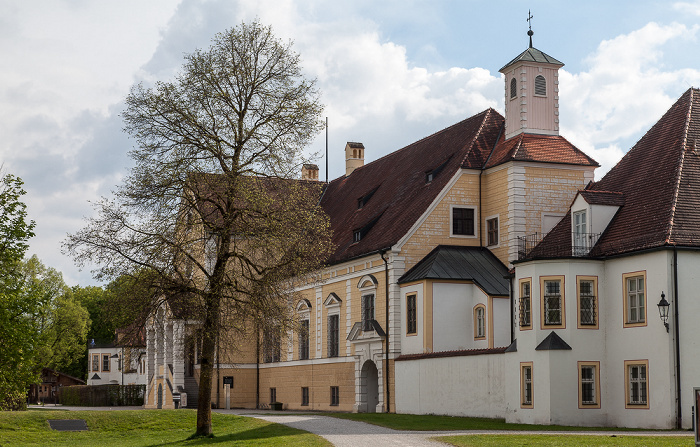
[673,1,700,16]
[559,22,700,177]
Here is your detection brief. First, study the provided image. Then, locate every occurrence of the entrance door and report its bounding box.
[360,360,379,413]
[157,384,163,409]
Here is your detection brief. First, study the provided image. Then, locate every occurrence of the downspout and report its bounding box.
[256,324,260,409]
[216,335,220,409]
[509,274,515,343]
[673,247,682,428]
[380,249,390,413]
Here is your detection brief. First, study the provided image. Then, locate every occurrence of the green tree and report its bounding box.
[65,21,332,436]
[0,174,36,410]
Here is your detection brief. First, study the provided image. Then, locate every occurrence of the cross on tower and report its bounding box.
[526,10,534,48]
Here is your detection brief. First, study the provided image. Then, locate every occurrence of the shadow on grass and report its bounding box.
[144,424,303,446]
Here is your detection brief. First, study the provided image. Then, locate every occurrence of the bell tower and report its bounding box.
[499,15,564,140]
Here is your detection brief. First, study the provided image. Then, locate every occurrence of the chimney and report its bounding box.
[345,142,364,176]
[301,164,319,181]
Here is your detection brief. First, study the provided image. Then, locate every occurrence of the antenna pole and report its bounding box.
[325,117,328,183]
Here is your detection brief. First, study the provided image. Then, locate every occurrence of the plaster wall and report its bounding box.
[395,352,505,418]
[432,282,475,352]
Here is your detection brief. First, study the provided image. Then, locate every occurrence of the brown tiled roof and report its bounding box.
[527,88,700,259]
[485,133,599,169]
[578,190,626,206]
[322,109,504,264]
[347,142,365,149]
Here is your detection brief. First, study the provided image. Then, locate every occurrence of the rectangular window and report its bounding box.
[299,319,309,360]
[578,361,601,408]
[625,360,649,409]
[102,354,110,372]
[330,386,339,406]
[328,314,339,358]
[92,354,99,372]
[519,279,531,329]
[521,362,533,408]
[487,217,498,246]
[301,387,309,406]
[270,388,277,404]
[624,273,646,326]
[362,294,375,331]
[452,207,475,236]
[578,277,598,328]
[541,276,565,328]
[406,294,417,335]
[474,305,486,339]
[263,330,281,363]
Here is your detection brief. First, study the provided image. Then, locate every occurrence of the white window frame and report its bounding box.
[450,205,478,238]
[519,279,532,330]
[625,360,649,409]
[578,361,601,408]
[485,215,499,247]
[521,362,533,408]
[474,304,486,339]
[540,276,565,329]
[623,272,647,327]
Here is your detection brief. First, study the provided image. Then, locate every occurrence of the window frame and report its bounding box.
[624,360,649,409]
[577,276,599,329]
[102,354,110,372]
[519,278,532,330]
[362,293,375,331]
[578,361,601,409]
[486,216,499,247]
[534,74,547,96]
[92,354,100,372]
[270,387,277,404]
[330,386,340,406]
[540,276,565,329]
[623,272,647,327]
[521,362,533,408]
[299,318,310,360]
[301,387,309,406]
[327,314,339,358]
[450,205,477,238]
[510,77,517,99]
[406,293,417,335]
[474,304,486,340]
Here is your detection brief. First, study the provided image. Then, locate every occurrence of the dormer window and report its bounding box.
[353,230,362,243]
[425,171,434,183]
[352,212,383,243]
[425,155,453,184]
[510,78,517,99]
[535,75,546,96]
[357,187,378,209]
[573,210,587,256]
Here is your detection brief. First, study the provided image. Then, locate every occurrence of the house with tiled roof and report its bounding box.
[511,87,700,429]
[144,32,604,416]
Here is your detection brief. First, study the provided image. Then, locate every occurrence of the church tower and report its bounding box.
[499,25,564,140]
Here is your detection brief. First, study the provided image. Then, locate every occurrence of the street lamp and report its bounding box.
[657,291,670,333]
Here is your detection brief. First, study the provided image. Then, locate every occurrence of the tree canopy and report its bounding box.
[65,21,332,436]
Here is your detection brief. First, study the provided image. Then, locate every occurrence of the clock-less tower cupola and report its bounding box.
[499,25,564,140]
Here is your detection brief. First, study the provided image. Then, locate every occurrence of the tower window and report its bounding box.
[535,75,546,96]
[510,78,517,99]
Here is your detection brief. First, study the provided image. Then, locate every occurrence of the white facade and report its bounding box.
[87,344,147,386]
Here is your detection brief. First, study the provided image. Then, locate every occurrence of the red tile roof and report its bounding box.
[578,190,626,207]
[526,88,700,259]
[486,133,599,169]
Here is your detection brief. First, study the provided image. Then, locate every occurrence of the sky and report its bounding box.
[2,0,700,287]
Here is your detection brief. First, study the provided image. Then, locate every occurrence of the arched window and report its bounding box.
[535,75,546,96]
[510,78,517,99]
[474,304,486,339]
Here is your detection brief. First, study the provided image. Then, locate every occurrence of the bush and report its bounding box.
[58,384,145,406]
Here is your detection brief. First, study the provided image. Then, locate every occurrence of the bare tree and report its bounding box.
[65,21,332,437]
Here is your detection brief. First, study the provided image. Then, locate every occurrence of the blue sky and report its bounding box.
[2,0,700,286]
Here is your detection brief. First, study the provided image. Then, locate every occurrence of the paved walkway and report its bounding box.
[217,410,693,447]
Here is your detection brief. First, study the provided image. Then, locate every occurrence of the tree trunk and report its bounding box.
[195,316,217,436]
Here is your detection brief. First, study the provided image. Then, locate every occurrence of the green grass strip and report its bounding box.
[435,434,693,447]
[0,409,330,446]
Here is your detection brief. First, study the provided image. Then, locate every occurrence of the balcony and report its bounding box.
[517,232,601,260]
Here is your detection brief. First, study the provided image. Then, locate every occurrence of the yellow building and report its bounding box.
[144,37,598,413]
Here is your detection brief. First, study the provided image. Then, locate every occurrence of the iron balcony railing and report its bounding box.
[517,232,602,260]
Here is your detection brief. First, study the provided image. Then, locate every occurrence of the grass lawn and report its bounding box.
[435,434,693,446]
[329,413,658,432]
[0,409,330,446]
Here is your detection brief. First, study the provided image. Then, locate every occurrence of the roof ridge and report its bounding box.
[511,133,525,158]
[666,89,695,244]
[331,109,494,184]
[458,108,492,168]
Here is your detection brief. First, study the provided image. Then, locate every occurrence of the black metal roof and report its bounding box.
[499,46,564,72]
[397,245,510,296]
[535,331,572,351]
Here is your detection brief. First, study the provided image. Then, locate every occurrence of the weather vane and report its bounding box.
[527,10,534,48]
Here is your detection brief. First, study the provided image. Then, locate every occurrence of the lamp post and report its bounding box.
[657,291,670,333]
